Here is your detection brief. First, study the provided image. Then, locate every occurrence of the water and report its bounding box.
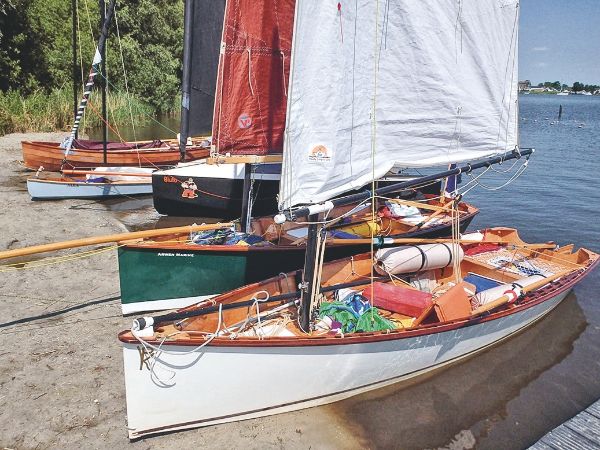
[87,114,181,142]
[102,96,600,448]
[336,95,600,449]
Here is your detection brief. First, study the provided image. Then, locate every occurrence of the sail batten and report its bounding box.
[279,0,520,209]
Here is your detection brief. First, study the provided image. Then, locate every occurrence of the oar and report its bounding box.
[0,223,234,260]
[61,169,154,177]
[327,236,557,249]
[470,269,571,317]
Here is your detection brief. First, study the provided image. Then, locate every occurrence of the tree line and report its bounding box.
[535,81,599,93]
[0,0,184,113]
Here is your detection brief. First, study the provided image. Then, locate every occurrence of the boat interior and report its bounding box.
[125,193,478,249]
[123,228,597,344]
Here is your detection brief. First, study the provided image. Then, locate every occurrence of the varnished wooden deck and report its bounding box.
[530,399,600,449]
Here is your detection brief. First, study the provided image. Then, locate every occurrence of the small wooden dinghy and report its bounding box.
[27,167,154,199]
[21,138,211,172]
[117,196,478,313]
[119,227,598,438]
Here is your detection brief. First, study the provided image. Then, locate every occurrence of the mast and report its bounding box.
[99,0,108,163]
[179,0,195,161]
[72,0,78,135]
[62,0,116,161]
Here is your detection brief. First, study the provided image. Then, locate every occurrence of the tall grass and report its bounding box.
[0,87,155,136]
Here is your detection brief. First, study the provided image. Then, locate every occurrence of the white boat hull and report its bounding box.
[122,289,570,439]
[27,178,152,199]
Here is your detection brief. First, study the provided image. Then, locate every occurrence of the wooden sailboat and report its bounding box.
[120,226,598,438]
[22,0,211,173]
[22,138,210,172]
[117,194,479,313]
[151,0,292,218]
[27,167,154,200]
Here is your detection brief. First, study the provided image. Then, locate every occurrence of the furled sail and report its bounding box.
[212,0,296,155]
[279,0,520,209]
[184,0,226,138]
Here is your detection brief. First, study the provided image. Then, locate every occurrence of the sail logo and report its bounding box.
[308,145,332,162]
[238,113,252,129]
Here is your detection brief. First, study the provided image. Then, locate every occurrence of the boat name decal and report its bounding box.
[157,252,194,257]
[163,176,179,183]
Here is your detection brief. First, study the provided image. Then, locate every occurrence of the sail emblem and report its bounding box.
[238,113,252,129]
[308,145,332,162]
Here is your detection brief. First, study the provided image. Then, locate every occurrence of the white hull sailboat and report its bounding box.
[27,167,153,199]
[120,228,598,438]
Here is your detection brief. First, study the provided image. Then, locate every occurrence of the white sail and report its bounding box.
[279,0,519,209]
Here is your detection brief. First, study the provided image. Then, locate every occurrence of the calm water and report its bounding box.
[341,94,600,449]
[102,96,600,449]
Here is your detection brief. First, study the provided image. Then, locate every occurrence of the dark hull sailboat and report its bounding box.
[151,161,281,218]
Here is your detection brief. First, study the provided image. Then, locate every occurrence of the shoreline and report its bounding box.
[0,132,360,449]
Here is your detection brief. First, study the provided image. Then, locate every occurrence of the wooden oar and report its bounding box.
[0,223,234,260]
[61,169,154,177]
[470,269,571,317]
[327,236,557,249]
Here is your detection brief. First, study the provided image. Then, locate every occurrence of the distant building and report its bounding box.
[518,80,531,92]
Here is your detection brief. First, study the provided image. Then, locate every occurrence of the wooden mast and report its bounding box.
[62,0,116,162]
[179,0,194,161]
[99,0,108,163]
[72,0,78,135]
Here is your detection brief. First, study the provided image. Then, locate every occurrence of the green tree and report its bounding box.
[1,0,184,113]
[572,81,584,92]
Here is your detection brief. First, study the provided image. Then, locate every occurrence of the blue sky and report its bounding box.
[520,0,600,85]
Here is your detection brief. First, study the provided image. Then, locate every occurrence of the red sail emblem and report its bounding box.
[238,113,252,129]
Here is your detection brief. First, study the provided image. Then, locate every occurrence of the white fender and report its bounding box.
[375,244,464,275]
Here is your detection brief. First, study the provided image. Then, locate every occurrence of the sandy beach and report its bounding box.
[0,133,360,449]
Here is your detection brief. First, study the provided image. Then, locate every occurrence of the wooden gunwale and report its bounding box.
[30,177,151,186]
[118,255,598,347]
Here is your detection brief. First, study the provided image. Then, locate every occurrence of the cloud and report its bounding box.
[535,62,548,68]
[532,46,549,52]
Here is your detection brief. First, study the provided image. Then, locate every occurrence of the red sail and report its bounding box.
[212,0,295,155]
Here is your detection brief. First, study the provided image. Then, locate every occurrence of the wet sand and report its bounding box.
[0,133,358,449]
[1,132,599,449]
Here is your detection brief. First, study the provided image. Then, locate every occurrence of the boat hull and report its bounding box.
[27,178,152,199]
[117,213,476,314]
[21,140,210,172]
[122,287,569,439]
[151,162,281,218]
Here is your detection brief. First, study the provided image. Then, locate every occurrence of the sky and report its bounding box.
[520,0,600,85]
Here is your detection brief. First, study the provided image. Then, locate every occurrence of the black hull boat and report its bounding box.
[152,162,280,218]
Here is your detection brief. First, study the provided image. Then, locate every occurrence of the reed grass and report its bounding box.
[0,87,155,136]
